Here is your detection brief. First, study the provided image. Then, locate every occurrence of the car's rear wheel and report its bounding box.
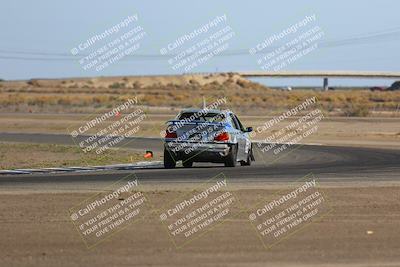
[182,160,193,168]
[241,147,252,166]
[241,154,251,166]
[224,145,237,167]
[164,149,176,169]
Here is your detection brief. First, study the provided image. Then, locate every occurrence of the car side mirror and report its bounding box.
[245,127,253,133]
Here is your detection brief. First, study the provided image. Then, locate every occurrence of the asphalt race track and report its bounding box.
[0,133,399,190]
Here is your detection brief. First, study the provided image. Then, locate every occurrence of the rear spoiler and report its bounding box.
[166,120,226,126]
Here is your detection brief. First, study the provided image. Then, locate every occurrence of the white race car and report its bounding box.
[163,109,254,168]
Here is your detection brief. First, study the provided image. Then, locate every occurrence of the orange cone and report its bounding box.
[144,151,153,159]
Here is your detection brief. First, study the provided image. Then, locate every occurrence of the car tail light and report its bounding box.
[214,132,230,142]
[165,127,177,139]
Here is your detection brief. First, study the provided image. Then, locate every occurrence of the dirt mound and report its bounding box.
[22,73,252,89]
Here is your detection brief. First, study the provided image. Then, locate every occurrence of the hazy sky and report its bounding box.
[1,0,399,86]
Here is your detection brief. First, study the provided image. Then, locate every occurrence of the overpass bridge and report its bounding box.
[239,71,400,90]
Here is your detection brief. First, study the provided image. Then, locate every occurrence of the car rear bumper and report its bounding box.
[165,140,231,153]
[165,140,232,162]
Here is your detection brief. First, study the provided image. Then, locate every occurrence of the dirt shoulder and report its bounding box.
[0,185,399,267]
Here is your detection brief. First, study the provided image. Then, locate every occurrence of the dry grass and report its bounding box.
[0,142,158,169]
[0,74,399,116]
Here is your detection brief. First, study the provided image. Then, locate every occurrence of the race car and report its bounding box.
[163,109,254,168]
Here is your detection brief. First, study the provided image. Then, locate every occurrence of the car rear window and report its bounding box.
[178,112,225,122]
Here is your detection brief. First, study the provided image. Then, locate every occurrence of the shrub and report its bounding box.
[109,82,124,89]
[132,81,142,89]
[189,79,199,85]
[236,79,249,88]
[343,103,370,117]
[27,79,40,87]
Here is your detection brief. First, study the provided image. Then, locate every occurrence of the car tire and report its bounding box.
[164,149,176,169]
[241,147,252,166]
[182,160,193,168]
[224,145,238,167]
[241,154,251,166]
